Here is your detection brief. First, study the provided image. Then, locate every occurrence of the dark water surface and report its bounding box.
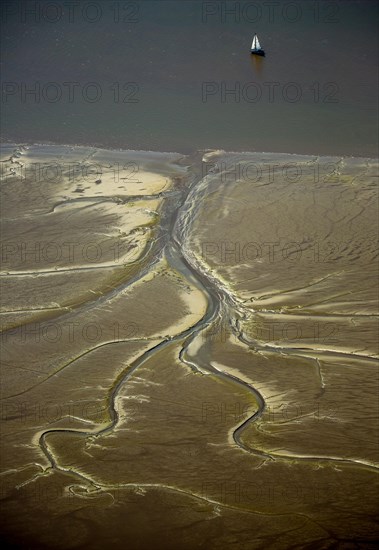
[1,0,378,155]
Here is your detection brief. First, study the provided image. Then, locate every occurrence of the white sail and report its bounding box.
[252,35,261,50]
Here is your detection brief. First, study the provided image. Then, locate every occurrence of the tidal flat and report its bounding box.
[0,144,378,549]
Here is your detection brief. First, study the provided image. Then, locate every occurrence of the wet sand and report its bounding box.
[1,144,378,549]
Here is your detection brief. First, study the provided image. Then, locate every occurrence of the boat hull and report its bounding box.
[251,49,265,56]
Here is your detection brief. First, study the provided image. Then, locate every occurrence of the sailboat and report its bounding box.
[251,33,265,56]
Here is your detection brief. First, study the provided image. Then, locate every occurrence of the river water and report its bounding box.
[1,0,378,156]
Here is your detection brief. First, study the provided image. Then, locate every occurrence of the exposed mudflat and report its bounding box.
[1,144,378,549]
